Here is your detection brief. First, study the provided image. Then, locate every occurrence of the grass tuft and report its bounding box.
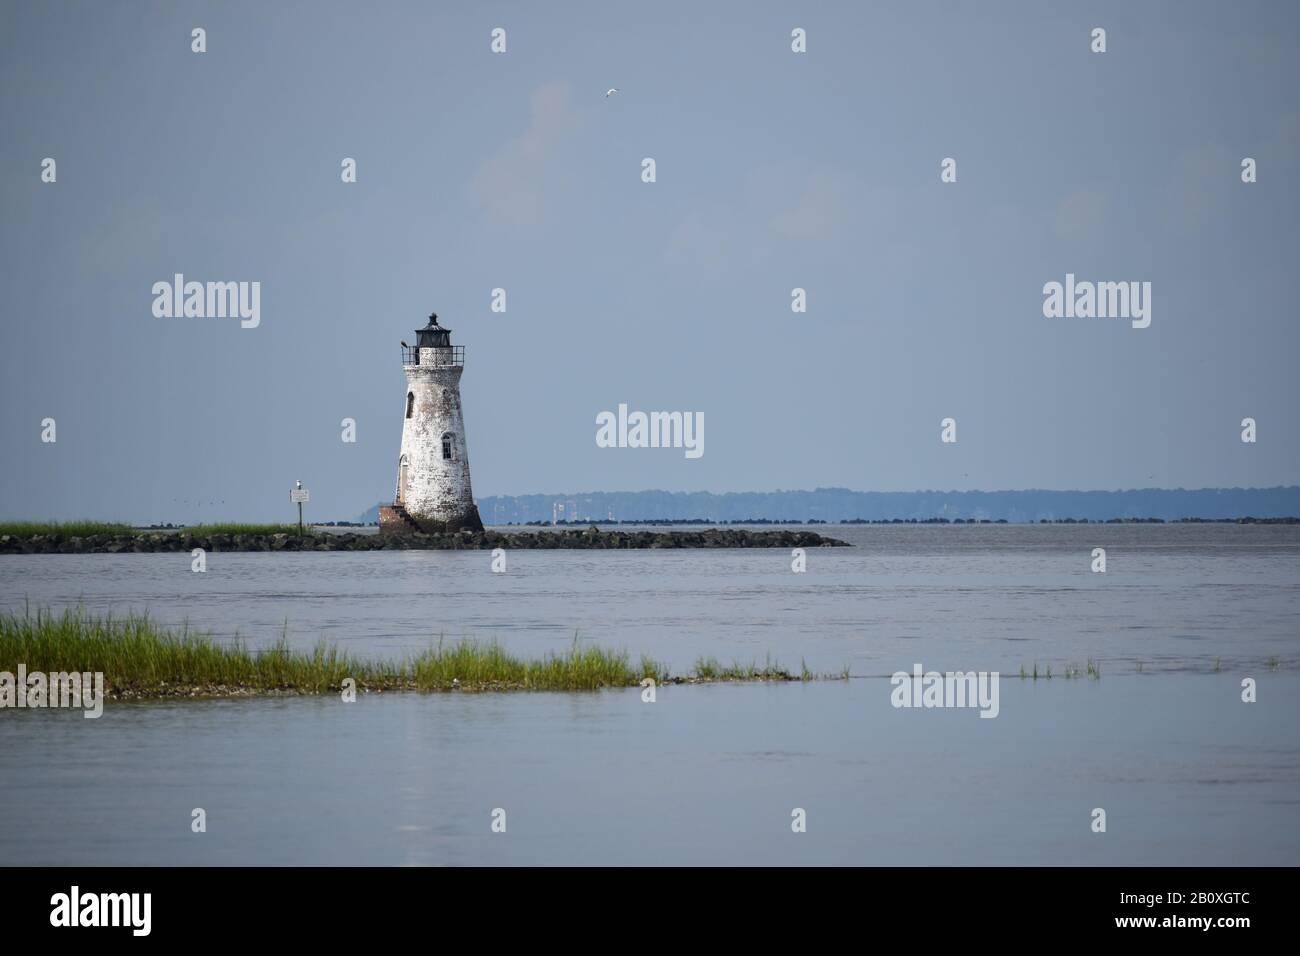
[691,653,794,681]
[1021,660,1101,681]
[693,656,719,680]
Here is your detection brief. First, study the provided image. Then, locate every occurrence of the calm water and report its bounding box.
[2,524,1296,674]
[2,524,1298,865]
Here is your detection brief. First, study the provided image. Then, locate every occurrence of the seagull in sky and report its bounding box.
[605,88,619,97]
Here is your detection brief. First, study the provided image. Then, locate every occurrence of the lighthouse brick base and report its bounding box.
[378,503,482,535]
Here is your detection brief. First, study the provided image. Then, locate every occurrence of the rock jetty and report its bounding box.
[0,526,849,554]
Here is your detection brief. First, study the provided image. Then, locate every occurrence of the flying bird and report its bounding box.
[605,88,619,97]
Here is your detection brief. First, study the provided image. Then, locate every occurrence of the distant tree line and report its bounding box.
[442,487,1300,525]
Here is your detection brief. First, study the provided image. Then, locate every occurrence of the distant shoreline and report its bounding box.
[458,486,1300,526]
[137,514,1300,532]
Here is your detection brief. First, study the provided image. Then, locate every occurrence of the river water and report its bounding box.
[1,524,1297,864]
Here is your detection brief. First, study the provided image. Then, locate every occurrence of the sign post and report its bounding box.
[290,480,310,536]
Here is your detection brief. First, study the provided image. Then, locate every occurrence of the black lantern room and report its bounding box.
[415,313,452,348]
[402,312,464,367]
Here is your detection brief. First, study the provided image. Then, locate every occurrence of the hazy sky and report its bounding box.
[2,0,1298,523]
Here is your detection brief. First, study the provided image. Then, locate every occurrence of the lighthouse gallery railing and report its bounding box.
[401,345,464,367]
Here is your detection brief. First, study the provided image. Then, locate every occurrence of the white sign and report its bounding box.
[290,489,310,503]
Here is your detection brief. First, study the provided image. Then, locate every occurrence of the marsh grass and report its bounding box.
[694,656,719,680]
[692,652,798,682]
[0,521,312,540]
[0,608,825,698]
[409,636,668,691]
[2,607,359,694]
[184,523,311,536]
[0,521,134,539]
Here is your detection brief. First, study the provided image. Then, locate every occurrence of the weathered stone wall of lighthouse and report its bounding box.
[395,350,482,532]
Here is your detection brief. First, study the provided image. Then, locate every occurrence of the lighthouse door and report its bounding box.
[397,456,409,505]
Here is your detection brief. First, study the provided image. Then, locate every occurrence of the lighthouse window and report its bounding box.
[442,433,455,460]
[405,393,414,418]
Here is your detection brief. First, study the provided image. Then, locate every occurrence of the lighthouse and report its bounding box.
[379,312,484,534]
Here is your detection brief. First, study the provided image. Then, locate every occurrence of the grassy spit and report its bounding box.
[0,608,832,699]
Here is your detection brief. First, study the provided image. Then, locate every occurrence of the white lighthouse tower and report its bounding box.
[379,312,484,534]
